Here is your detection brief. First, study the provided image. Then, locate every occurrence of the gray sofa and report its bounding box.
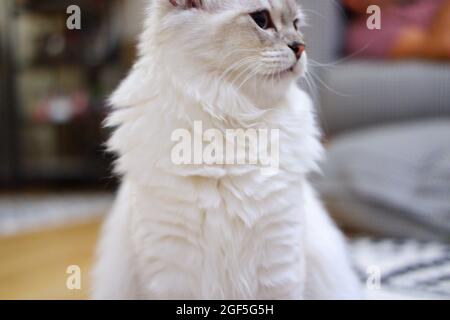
[300,1,450,241]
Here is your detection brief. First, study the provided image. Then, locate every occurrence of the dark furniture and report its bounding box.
[0,0,130,187]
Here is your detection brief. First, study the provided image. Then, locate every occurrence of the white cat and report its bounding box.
[92,0,363,299]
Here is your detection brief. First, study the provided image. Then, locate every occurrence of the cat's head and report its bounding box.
[149,0,308,97]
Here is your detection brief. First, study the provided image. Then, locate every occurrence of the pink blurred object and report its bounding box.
[30,90,90,124]
[71,90,90,117]
[346,0,444,58]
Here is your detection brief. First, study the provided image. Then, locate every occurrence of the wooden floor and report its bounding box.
[0,219,103,300]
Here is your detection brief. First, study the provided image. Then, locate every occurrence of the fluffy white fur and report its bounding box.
[92,0,363,299]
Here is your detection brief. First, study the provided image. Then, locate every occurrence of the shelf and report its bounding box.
[1,0,129,186]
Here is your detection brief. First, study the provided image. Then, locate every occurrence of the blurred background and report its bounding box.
[0,0,449,300]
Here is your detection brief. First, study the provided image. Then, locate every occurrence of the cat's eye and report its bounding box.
[293,18,300,30]
[250,10,274,30]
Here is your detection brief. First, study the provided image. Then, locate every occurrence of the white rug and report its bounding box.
[0,192,113,236]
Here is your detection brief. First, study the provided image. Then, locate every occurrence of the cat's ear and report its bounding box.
[169,0,203,9]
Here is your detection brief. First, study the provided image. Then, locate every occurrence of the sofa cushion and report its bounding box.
[318,119,450,238]
[318,62,450,135]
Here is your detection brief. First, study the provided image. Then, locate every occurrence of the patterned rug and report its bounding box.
[351,238,450,300]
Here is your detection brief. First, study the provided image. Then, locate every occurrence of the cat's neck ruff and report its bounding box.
[107,55,322,184]
[110,53,300,129]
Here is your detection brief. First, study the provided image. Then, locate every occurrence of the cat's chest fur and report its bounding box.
[127,167,308,299]
[110,86,322,299]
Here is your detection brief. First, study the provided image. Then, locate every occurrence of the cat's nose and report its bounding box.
[288,41,306,60]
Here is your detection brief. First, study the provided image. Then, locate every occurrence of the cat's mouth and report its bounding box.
[270,65,296,79]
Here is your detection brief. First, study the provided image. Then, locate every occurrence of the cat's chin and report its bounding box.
[263,69,303,90]
[266,59,306,83]
[270,67,300,81]
[240,78,295,107]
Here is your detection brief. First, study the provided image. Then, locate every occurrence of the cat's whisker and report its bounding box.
[217,57,258,84]
[229,60,259,88]
[270,68,275,89]
[237,63,263,90]
[307,72,351,97]
[226,56,260,86]
[220,48,261,59]
[213,48,260,64]
[308,61,335,71]
[301,71,336,133]
[302,75,315,94]
[226,59,255,81]
[216,49,261,68]
[308,43,372,69]
[300,9,327,21]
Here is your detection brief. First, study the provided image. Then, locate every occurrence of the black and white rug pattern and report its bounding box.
[351,238,450,299]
